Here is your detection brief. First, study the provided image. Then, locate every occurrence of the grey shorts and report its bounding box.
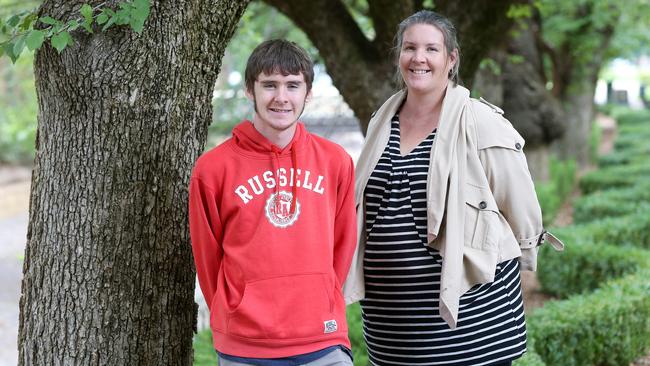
[217,348,353,366]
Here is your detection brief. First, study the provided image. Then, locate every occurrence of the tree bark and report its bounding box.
[263,0,523,134]
[18,1,249,364]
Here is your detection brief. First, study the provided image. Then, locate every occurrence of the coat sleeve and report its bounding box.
[478,145,545,270]
[473,102,548,271]
[333,154,358,286]
[189,176,223,309]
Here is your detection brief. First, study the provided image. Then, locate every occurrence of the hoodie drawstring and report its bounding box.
[271,146,281,197]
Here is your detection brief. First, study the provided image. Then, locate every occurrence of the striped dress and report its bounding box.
[360,115,527,366]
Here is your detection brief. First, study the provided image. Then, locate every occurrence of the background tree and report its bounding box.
[537,0,650,166]
[262,0,526,134]
[17,0,249,364]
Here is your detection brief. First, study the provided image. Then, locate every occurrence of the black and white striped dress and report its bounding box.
[360,116,527,366]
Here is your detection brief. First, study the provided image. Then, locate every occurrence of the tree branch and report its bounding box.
[434,0,526,86]
[367,0,414,52]
[263,0,375,59]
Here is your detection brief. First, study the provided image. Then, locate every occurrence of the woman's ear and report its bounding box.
[450,48,459,68]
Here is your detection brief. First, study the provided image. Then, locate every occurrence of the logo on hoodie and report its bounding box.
[265,191,300,228]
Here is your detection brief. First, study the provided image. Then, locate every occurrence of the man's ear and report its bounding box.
[245,86,254,101]
[306,89,313,103]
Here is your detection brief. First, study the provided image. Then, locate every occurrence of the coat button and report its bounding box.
[479,201,487,209]
[515,142,522,150]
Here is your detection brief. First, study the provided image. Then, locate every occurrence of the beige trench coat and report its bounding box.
[343,84,563,328]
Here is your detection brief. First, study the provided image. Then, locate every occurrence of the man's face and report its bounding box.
[246,71,311,136]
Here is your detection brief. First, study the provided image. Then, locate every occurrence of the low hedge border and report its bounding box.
[579,162,650,194]
[573,182,650,223]
[527,268,650,366]
[537,239,650,298]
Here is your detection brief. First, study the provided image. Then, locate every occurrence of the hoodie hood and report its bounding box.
[231,120,308,157]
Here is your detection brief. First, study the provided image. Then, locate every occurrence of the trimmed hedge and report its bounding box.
[579,162,650,194]
[551,208,650,249]
[537,240,650,298]
[573,182,650,223]
[528,269,650,366]
[598,145,650,167]
[513,333,546,366]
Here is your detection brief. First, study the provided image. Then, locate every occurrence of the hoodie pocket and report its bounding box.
[464,185,500,252]
[227,273,340,340]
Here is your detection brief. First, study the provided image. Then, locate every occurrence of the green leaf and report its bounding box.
[101,10,118,31]
[19,13,38,31]
[80,4,93,20]
[82,20,93,33]
[13,33,25,58]
[25,29,45,51]
[80,4,94,33]
[115,8,131,26]
[96,10,109,25]
[68,20,80,31]
[39,16,59,26]
[2,41,17,63]
[130,0,150,33]
[7,15,20,27]
[51,31,72,53]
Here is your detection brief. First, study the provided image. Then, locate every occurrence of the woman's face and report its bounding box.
[399,23,457,96]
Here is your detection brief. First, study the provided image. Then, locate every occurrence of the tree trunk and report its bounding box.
[554,83,598,167]
[18,1,249,364]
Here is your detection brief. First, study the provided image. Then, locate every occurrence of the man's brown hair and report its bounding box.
[244,39,314,93]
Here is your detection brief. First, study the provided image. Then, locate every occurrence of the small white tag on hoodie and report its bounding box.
[324,320,338,333]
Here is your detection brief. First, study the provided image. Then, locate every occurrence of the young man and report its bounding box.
[189,39,357,365]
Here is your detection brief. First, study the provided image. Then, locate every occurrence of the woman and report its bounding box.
[343,10,564,366]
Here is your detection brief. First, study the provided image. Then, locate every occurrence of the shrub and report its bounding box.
[536,158,577,226]
[513,350,546,366]
[537,241,650,298]
[579,163,650,194]
[573,183,650,223]
[598,144,650,167]
[588,209,650,248]
[528,269,650,366]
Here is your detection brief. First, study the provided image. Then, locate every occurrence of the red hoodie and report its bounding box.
[189,120,357,358]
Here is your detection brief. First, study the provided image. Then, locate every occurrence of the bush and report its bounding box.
[553,208,650,250]
[598,141,650,167]
[579,163,650,194]
[535,158,577,226]
[513,335,546,366]
[573,183,650,223]
[537,240,650,298]
[528,269,650,366]
[614,109,650,126]
[513,350,546,366]
[587,209,650,248]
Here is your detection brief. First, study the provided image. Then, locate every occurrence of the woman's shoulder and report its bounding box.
[469,97,525,151]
